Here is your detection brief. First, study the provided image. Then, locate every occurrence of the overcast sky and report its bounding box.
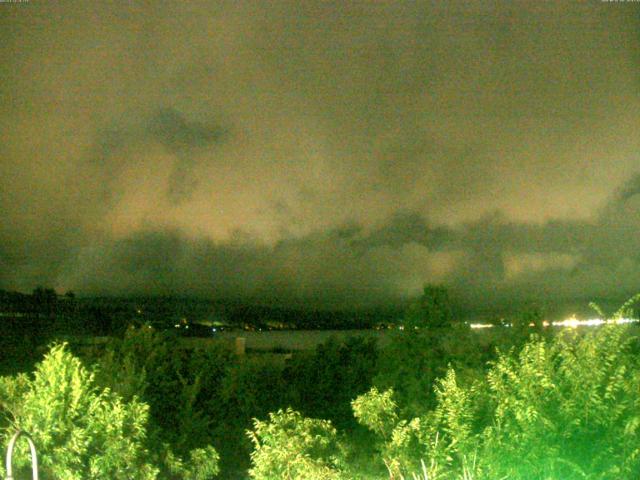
[1,1,639,310]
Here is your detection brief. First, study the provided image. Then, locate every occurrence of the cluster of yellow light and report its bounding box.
[469,323,494,329]
[553,316,637,328]
[469,316,638,330]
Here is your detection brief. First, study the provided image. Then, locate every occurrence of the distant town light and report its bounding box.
[469,316,639,329]
[469,323,494,329]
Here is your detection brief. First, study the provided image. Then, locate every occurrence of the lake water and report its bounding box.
[182,329,392,351]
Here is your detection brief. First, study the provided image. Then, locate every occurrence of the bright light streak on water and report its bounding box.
[553,316,638,328]
[469,323,495,329]
[469,316,639,329]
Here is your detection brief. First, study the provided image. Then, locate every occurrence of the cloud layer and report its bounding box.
[1,1,639,310]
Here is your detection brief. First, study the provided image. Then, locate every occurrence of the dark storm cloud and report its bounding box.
[354,211,594,258]
[149,108,227,202]
[91,108,225,165]
[88,108,227,203]
[614,173,640,204]
[148,108,226,152]
[1,1,639,310]
[359,213,438,250]
[50,170,640,310]
[59,228,399,307]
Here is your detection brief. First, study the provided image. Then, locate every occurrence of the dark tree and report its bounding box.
[404,284,454,330]
[31,286,58,315]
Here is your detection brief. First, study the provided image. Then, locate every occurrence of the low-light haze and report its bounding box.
[1,1,639,310]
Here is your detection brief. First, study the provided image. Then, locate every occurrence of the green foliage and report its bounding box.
[220,358,288,423]
[590,292,640,320]
[352,324,640,480]
[429,369,477,460]
[95,329,378,477]
[0,342,222,480]
[352,386,423,477]
[614,293,640,318]
[588,301,607,319]
[374,325,484,419]
[94,327,228,477]
[96,326,233,454]
[0,344,159,480]
[247,408,346,480]
[353,370,479,479]
[284,336,379,429]
[480,326,640,479]
[373,330,442,418]
[187,447,221,480]
[5,299,637,480]
[352,387,398,439]
[164,445,221,480]
[375,285,487,419]
[212,335,378,475]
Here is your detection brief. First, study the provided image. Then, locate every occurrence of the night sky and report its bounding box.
[1,1,639,309]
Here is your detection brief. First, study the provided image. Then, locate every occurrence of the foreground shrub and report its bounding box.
[0,344,158,479]
[353,373,476,479]
[163,445,221,480]
[480,325,640,479]
[0,343,220,480]
[247,408,346,480]
[94,326,228,477]
[374,325,484,420]
[354,324,640,480]
[95,326,234,453]
[284,336,379,429]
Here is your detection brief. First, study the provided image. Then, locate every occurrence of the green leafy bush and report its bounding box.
[0,344,159,479]
[352,387,398,440]
[163,445,221,480]
[374,325,484,419]
[284,336,379,429]
[96,326,234,450]
[247,408,346,480]
[94,327,226,477]
[352,386,421,477]
[353,371,478,479]
[0,343,221,480]
[356,324,640,480]
[480,326,640,479]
